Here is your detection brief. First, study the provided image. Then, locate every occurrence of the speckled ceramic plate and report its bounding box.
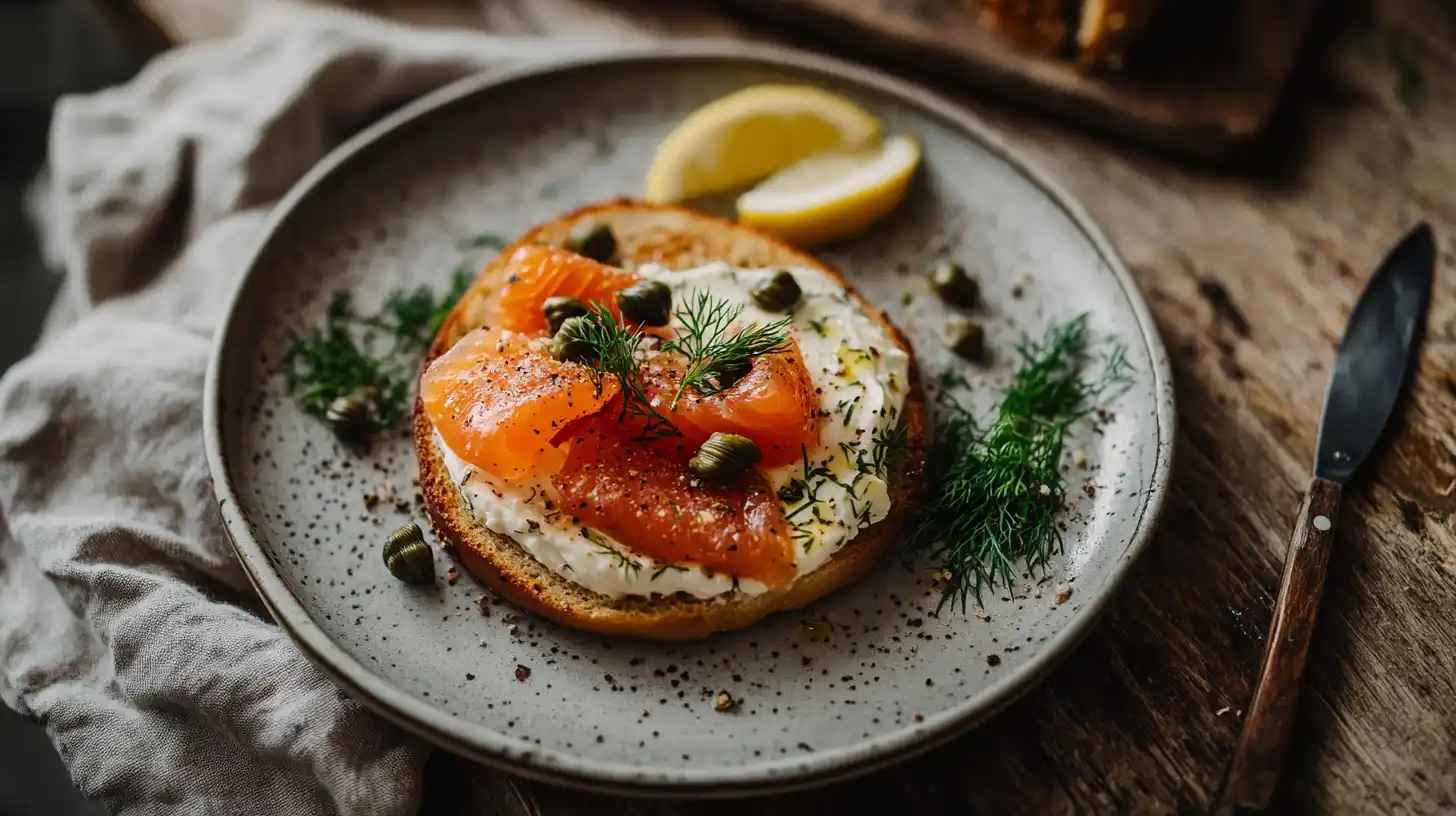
[204,42,1174,796]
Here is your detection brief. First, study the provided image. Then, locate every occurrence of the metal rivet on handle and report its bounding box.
[1313,515,1332,532]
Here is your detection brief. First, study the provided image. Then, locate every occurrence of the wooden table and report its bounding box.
[117,0,1456,812]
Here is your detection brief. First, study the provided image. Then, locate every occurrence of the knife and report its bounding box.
[1214,222,1436,813]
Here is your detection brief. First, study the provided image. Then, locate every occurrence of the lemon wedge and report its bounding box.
[644,85,883,203]
[736,134,921,246]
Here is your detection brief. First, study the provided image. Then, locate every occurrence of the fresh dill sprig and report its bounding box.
[283,265,473,433]
[661,291,792,409]
[572,304,678,440]
[905,314,1130,613]
[283,252,475,436]
[932,366,970,394]
[282,293,400,426]
[378,265,474,351]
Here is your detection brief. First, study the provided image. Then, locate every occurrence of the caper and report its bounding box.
[688,432,761,482]
[751,269,802,313]
[614,280,672,326]
[543,295,589,335]
[550,315,596,363]
[777,480,805,504]
[563,220,617,263]
[930,260,979,308]
[325,390,377,443]
[945,314,986,361]
[383,522,435,585]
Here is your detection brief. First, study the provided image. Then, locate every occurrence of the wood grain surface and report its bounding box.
[714,0,1317,158]
[124,0,1456,812]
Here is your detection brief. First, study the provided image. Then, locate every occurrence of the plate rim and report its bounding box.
[203,40,1176,797]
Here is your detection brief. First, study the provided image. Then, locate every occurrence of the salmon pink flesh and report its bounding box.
[420,328,618,480]
[645,338,819,468]
[488,245,640,335]
[427,247,828,584]
[552,414,797,587]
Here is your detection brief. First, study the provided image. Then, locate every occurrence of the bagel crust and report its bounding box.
[413,201,926,641]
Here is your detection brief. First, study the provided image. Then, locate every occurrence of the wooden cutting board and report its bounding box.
[715,0,1320,158]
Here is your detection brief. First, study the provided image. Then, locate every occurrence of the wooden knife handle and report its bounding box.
[1215,476,1342,813]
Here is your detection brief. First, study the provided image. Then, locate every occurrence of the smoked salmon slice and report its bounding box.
[420,328,618,481]
[552,413,797,588]
[428,249,822,584]
[488,245,640,335]
[645,339,820,468]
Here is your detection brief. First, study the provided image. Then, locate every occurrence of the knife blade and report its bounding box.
[1216,222,1436,813]
[1315,222,1436,484]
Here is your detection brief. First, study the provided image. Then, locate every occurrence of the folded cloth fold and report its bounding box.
[0,5,612,813]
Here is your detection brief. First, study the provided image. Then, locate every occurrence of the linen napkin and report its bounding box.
[0,5,623,813]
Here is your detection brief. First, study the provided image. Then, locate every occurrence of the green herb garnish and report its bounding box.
[458,232,507,250]
[932,366,970,393]
[585,528,643,578]
[382,265,474,349]
[786,443,838,551]
[282,265,473,436]
[662,291,792,409]
[572,304,678,440]
[870,420,910,480]
[651,563,690,580]
[1387,32,1426,111]
[906,315,1128,613]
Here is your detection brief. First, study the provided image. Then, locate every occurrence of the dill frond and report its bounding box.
[282,263,473,435]
[906,314,1131,613]
[572,304,678,441]
[661,291,792,409]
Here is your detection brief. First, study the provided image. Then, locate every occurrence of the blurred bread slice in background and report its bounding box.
[978,0,1165,70]
[1075,0,1163,69]
[976,0,1077,56]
